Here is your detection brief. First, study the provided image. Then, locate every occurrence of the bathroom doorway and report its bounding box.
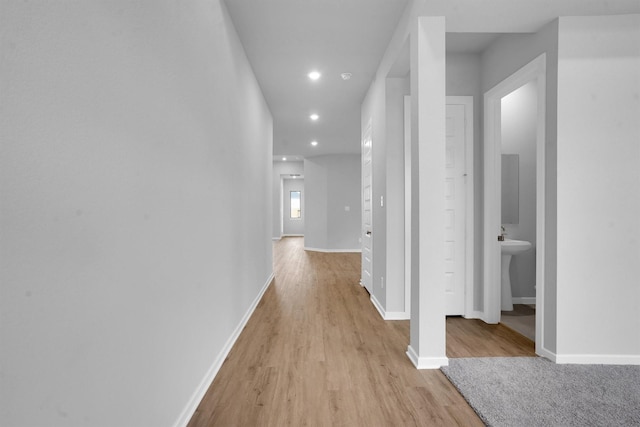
[498,80,538,341]
[483,54,546,353]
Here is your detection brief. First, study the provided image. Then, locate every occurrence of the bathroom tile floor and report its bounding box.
[501,304,535,341]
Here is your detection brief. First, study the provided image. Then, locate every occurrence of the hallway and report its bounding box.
[188,237,534,426]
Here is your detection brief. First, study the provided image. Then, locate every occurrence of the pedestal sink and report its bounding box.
[501,239,532,311]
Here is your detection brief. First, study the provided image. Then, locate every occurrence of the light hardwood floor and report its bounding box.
[188,237,535,426]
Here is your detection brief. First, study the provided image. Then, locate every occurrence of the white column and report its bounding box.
[406,16,448,369]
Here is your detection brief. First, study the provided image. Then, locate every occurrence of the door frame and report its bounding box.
[361,118,373,294]
[446,96,475,317]
[403,96,474,318]
[403,96,412,317]
[483,54,546,351]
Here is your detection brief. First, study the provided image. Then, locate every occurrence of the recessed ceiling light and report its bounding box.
[282,157,287,161]
[308,71,321,81]
[341,72,352,80]
[310,113,319,121]
[311,141,318,146]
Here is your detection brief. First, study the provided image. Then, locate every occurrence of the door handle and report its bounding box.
[366,231,372,236]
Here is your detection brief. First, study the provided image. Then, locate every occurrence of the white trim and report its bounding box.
[272,237,282,241]
[554,354,640,365]
[406,345,449,369]
[537,346,557,362]
[463,310,484,320]
[533,60,547,356]
[282,234,304,237]
[403,95,412,319]
[173,273,275,427]
[382,311,410,320]
[371,294,410,320]
[371,294,386,318]
[361,117,374,294]
[512,297,536,305]
[482,86,501,324]
[279,176,284,236]
[483,54,546,329]
[446,96,474,318]
[304,247,362,253]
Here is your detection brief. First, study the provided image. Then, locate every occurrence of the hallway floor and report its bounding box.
[188,237,534,426]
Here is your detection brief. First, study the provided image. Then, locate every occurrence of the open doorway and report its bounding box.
[483,54,546,352]
[498,81,538,341]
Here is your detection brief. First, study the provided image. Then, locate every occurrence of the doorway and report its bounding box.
[282,178,304,237]
[402,96,474,317]
[445,96,474,316]
[483,53,546,353]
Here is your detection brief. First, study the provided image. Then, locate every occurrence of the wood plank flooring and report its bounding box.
[188,237,535,426]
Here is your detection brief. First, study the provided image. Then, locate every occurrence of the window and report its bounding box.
[290,191,301,218]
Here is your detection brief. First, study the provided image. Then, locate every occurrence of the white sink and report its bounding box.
[500,239,532,311]
[501,239,532,255]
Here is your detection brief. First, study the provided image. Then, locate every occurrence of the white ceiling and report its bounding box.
[224,0,640,159]
[225,0,409,159]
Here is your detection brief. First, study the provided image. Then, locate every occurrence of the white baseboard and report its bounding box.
[554,353,640,365]
[273,235,303,240]
[370,294,385,318]
[535,347,640,366]
[304,246,362,253]
[512,297,536,305]
[481,313,500,325]
[370,294,409,320]
[406,345,449,369]
[383,311,410,320]
[173,273,275,427]
[463,310,484,320]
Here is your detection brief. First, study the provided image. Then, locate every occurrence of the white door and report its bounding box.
[361,119,373,294]
[444,104,466,315]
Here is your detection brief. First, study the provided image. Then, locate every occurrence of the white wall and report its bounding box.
[361,1,640,367]
[361,4,449,366]
[384,78,410,314]
[365,50,484,319]
[555,15,640,362]
[283,179,305,235]
[0,1,273,426]
[361,69,388,304]
[501,81,537,299]
[304,155,361,251]
[481,14,640,362]
[272,161,304,239]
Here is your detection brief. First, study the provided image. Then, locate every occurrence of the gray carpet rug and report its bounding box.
[441,357,640,427]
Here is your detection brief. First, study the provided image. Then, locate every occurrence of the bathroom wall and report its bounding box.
[283,178,305,236]
[501,81,537,300]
